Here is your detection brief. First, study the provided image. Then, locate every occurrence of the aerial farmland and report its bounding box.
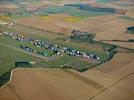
[0,0,134,100]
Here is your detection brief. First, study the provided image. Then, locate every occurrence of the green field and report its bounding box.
[64,9,107,18]
[12,6,102,18]
[2,25,110,62]
[0,36,53,56]
[0,36,100,73]
[51,40,110,62]
[45,54,99,72]
[43,6,107,18]
[0,43,43,76]
[0,32,108,73]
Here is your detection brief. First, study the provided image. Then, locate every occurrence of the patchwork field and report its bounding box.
[0,0,134,100]
[14,12,134,40]
[14,14,115,35]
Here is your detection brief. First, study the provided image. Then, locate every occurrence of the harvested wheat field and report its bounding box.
[0,68,105,100]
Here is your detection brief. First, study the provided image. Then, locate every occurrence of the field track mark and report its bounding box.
[89,72,134,100]
[62,69,105,91]
[8,84,23,100]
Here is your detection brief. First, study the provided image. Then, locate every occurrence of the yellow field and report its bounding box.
[40,16,53,21]
[0,15,11,22]
[63,16,82,23]
[40,15,82,23]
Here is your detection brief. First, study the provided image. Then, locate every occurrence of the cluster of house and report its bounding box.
[63,47,100,60]
[2,31,100,60]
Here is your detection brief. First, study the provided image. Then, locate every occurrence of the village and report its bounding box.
[2,31,101,61]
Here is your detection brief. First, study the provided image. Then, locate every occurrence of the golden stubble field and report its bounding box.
[0,68,105,100]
